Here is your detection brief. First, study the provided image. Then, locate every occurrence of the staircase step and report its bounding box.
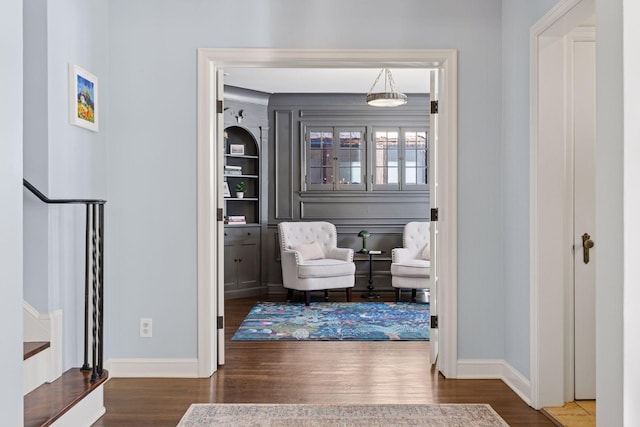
[24,368,108,427]
[24,341,50,360]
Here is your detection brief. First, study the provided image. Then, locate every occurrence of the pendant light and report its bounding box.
[366,68,407,107]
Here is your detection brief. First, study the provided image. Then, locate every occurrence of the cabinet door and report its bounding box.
[224,243,238,290]
[236,241,260,289]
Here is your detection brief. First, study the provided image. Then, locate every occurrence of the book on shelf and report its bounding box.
[224,165,242,175]
[226,215,246,224]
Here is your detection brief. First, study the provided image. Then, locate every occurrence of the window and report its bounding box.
[373,127,428,191]
[304,126,366,191]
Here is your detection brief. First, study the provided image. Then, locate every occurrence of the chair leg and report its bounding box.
[324,290,329,301]
[346,288,352,302]
[395,288,401,302]
[411,289,417,302]
[287,289,293,302]
[304,291,311,306]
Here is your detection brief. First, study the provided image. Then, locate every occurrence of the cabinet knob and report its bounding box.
[247,232,251,236]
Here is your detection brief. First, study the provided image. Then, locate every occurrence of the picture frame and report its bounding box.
[69,64,99,132]
[229,144,245,155]
[223,181,231,197]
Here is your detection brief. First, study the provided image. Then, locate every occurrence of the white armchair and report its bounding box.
[391,221,431,302]
[278,221,355,305]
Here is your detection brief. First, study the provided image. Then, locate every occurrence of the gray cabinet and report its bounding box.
[224,226,261,298]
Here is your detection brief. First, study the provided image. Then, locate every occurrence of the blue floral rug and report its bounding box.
[231,301,430,341]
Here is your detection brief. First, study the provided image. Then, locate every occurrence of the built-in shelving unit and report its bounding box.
[224,126,260,225]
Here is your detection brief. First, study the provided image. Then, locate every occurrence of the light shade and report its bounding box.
[366,68,407,107]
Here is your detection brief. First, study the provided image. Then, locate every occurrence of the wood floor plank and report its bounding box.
[94,294,553,426]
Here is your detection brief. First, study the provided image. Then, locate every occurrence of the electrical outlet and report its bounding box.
[140,318,153,338]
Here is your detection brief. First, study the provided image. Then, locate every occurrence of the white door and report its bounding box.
[571,36,595,400]
[429,69,439,364]
[216,69,226,364]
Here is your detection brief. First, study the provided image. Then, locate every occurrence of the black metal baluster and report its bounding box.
[97,203,105,378]
[91,205,99,382]
[82,204,91,371]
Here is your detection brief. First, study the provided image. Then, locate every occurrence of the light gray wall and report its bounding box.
[500,0,560,378]
[108,0,505,360]
[23,0,50,312]
[22,0,109,370]
[595,0,624,424]
[0,0,24,423]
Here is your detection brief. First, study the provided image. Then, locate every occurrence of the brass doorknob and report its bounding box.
[582,233,595,264]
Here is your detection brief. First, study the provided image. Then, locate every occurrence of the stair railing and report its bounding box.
[23,179,106,382]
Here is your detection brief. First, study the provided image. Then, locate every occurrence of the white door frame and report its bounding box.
[530,0,595,409]
[196,48,458,378]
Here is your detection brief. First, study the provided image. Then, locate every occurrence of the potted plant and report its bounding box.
[235,181,247,198]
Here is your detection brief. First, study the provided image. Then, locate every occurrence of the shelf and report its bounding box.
[224,154,259,160]
[225,197,258,201]
[224,174,259,179]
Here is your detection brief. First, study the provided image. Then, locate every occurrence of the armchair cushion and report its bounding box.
[292,241,325,261]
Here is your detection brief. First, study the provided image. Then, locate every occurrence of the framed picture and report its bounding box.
[229,144,245,155]
[69,64,99,132]
[223,181,231,197]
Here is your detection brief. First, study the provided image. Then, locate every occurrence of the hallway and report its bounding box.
[95,294,553,426]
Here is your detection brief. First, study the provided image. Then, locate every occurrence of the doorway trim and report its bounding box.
[196,48,458,378]
[530,0,595,409]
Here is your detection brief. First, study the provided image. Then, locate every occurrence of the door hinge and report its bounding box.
[430,100,439,114]
[217,316,224,329]
[217,208,224,222]
[430,208,439,222]
[430,315,438,329]
[216,100,224,114]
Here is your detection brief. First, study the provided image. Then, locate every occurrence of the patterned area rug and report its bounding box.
[231,301,429,341]
[177,403,509,426]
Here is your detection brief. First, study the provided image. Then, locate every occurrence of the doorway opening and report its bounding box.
[530,0,596,409]
[196,49,458,379]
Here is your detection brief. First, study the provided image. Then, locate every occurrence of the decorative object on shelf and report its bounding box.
[358,230,371,254]
[223,181,231,197]
[366,68,407,107]
[230,144,245,155]
[68,63,99,131]
[235,181,246,198]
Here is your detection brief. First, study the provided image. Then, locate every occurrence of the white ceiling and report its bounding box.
[223,68,432,94]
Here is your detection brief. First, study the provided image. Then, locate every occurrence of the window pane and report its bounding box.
[309,150,322,167]
[309,130,334,181]
[310,167,333,185]
[403,130,428,186]
[374,131,399,185]
[337,131,364,186]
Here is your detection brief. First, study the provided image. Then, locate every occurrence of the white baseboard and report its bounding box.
[51,384,105,427]
[106,358,199,378]
[457,359,532,406]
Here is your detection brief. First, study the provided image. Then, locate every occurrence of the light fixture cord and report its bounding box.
[367,68,400,94]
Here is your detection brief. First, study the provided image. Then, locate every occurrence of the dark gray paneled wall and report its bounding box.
[266,93,431,294]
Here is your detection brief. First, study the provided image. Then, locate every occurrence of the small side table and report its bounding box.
[357,250,384,299]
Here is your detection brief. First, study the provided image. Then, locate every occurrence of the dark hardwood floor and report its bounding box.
[94,292,553,426]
